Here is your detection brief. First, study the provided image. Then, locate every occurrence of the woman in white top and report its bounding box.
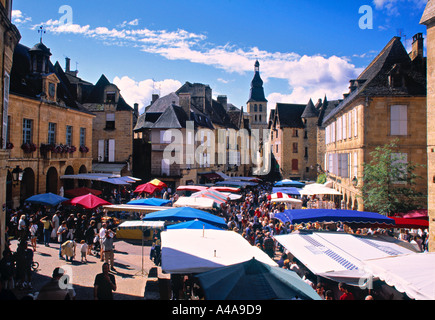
[29,220,38,251]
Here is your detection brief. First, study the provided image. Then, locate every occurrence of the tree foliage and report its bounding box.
[360,140,426,216]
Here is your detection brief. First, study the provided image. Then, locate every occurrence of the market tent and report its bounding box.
[25,193,68,206]
[361,252,435,300]
[102,204,169,214]
[166,219,223,230]
[196,258,321,300]
[176,185,209,192]
[65,187,102,197]
[299,183,342,196]
[215,180,258,188]
[191,189,228,205]
[275,209,396,226]
[267,192,303,204]
[274,179,305,188]
[272,187,301,196]
[173,196,217,210]
[209,186,241,193]
[142,206,227,228]
[274,231,416,286]
[160,229,276,274]
[398,209,428,220]
[127,198,171,206]
[117,220,166,230]
[390,217,429,229]
[100,176,135,185]
[68,194,111,210]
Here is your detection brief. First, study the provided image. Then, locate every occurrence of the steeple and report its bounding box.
[248,60,267,103]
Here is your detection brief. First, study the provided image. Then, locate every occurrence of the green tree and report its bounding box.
[360,140,426,216]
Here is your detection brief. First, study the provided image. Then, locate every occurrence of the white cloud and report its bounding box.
[113,76,182,114]
[12,10,32,25]
[33,17,362,111]
[373,0,427,15]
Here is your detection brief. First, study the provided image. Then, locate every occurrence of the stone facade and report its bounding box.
[7,94,94,208]
[323,35,427,212]
[421,1,435,252]
[0,0,20,258]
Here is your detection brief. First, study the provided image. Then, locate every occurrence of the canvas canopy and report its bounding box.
[299,184,342,196]
[275,209,395,226]
[161,229,277,274]
[173,196,216,209]
[102,204,168,214]
[361,252,435,300]
[274,231,416,286]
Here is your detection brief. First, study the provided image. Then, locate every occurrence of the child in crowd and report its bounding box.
[80,240,88,263]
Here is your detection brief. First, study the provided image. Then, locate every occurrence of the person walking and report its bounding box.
[101,228,115,271]
[93,263,116,300]
[40,216,52,247]
[29,220,38,252]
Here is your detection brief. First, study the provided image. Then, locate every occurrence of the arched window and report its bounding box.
[259,104,262,112]
[254,104,258,112]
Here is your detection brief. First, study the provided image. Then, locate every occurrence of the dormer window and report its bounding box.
[48,83,56,98]
[106,91,116,103]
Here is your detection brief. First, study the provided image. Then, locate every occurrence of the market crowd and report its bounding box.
[0,182,430,300]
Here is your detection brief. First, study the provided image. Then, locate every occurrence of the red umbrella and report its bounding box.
[65,187,102,198]
[402,210,428,220]
[148,179,167,189]
[69,194,111,210]
[134,183,160,194]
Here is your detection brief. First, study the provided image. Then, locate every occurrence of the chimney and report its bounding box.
[179,93,191,120]
[65,57,71,72]
[217,95,228,110]
[410,33,424,61]
[134,103,139,116]
[151,94,159,104]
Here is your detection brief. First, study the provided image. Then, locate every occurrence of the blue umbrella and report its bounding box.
[274,180,305,188]
[142,207,227,228]
[272,187,301,196]
[127,198,171,206]
[166,219,223,230]
[196,258,321,300]
[275,209,395,226]
[25,193,69,206]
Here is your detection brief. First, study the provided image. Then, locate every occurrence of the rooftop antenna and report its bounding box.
[38,25,46,43]
[397,28,407,46]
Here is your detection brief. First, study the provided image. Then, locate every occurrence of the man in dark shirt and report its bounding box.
[94,263,116,300]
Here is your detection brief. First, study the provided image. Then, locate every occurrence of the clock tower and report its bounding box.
[247,60,268,130]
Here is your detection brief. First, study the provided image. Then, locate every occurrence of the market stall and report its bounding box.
[160,229,276,274]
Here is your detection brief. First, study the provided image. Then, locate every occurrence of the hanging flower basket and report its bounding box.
[66,145,76,153]
[21,142,37,153]
[79,145,89,153]
[40,143,55,157]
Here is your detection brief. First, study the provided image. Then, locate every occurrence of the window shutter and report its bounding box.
[98,140,105,162]
[108,139,115,162]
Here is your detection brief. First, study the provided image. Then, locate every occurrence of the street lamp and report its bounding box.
[352,176,358,187]
[12,165,23,183]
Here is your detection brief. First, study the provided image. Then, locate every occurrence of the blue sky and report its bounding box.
[12,0,428,115]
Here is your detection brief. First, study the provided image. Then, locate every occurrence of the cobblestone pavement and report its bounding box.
[8,238,160,300]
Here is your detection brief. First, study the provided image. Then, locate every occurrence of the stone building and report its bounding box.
[133,82,254,189]
[0,0,20,258]
[247,60,268,131]
[6,41,95,208]
[65,72,138,176]
[322,35,427,211]
[269,102,306,180]
[420,0,435,252]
